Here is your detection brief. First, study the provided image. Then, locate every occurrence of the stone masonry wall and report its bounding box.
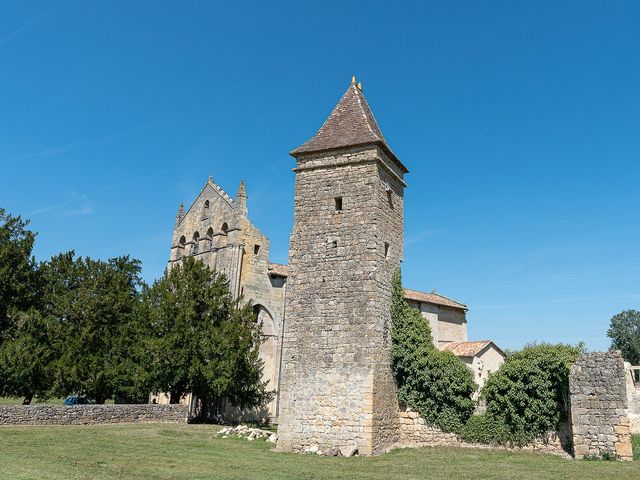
[396,408,569,457]
[0,404,188,426]
[569,351,633,460]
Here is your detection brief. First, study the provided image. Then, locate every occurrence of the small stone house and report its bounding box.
[404,289,469,348]
[441,340,505,391]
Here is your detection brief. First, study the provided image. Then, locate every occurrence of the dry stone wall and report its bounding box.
[569,351,633,460]
[0,404,188,426]
[396,408,570,457]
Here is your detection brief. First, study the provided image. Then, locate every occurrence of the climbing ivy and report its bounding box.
[390,270,476,432]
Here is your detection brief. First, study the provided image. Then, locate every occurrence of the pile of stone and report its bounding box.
[303,445,358,457]
[216,425,278,443]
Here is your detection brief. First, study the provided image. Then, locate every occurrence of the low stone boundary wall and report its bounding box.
[397,410,458,447]
[396,409,569,457]
[0,404,188,426]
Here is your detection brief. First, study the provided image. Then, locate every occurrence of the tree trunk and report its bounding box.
[22,394,33,405]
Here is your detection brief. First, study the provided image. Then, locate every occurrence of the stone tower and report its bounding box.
[276,79,408,455]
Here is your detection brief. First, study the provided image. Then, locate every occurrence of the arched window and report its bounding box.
[201,200,210,219]
[177,235,186,260]
[218,223,229,248]
[206,227,214,251]
[191,232,200,255]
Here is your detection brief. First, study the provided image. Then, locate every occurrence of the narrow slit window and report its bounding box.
[334,196,343,211]
[384,242,390,258]
[254,244,260,255]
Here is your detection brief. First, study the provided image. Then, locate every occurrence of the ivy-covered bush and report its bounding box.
[459,413,511,445]
[481,342,584,443]
[390,270,476,432]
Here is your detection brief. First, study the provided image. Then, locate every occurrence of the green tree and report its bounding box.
[390,270,476,432]
[40,252,144,403]
[141,257,270,416]
[482,342,584,443]
[607,310,640,365]
[0,208,39,338]
[0,309,57,403]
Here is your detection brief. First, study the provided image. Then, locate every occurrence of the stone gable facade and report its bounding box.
[169,177,286,418]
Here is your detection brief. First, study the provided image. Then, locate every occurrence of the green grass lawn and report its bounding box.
[0,424,638,480]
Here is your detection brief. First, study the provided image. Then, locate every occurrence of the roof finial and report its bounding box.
[357,82,362,91]
[236,179,248,217]
[175,202,185,225]
[351,75,356,85]
[236,179,247,199]
[208,176,213,184]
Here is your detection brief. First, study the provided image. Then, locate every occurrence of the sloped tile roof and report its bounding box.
[403,288,468,311]
[290,82,407,173]
[442,341,504,358]
[267,263,289,277]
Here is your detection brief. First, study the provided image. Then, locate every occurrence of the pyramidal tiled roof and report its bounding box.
[291,80,407,173]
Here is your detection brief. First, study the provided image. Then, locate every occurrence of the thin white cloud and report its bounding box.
[29,169,176,217]
[0,6,57,46]
[0,117,172,166]
[63,205,94,217]
[0,141,83,165]
[405,228,445,246]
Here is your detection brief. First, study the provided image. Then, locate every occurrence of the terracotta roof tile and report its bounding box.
[403,288,467,310]
[442,341,504,358]
[290,82,407,173]
[267,263,289,277]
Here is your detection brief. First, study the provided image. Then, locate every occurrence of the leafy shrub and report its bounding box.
[459,413,534,446]
[459,414,510,445]
[481,342,584,443]
[390,270,476,432]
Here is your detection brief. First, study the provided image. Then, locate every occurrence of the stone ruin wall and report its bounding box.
[0,404,188,426]
[569,351,633,460]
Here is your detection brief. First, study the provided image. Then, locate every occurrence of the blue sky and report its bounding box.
[1,1,639,351]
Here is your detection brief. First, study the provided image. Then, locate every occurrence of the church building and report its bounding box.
[166,79,504,436]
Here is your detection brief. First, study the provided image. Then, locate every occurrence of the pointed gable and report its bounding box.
[291,81,408,173]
